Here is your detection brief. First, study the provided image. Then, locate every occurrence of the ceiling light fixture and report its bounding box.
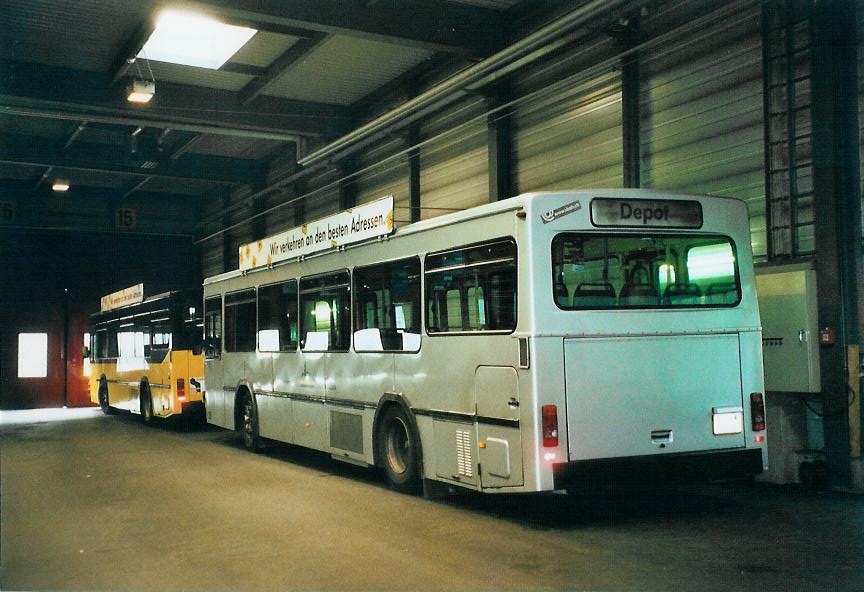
[137,10,257,69]
[52,179,70,192]
[127,79,156,104]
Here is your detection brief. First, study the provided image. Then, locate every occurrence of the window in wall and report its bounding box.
[225,289,257,352]
[353,257,421,352]
[300,271,350,351]
[17,333,48,378]
[204,296,222,359]
[426,239,517,334]
[258,280,298,352]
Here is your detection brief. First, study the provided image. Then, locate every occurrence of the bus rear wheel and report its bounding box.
[140,384,154,426]
[240,391,260,451]
[378,406,421,494]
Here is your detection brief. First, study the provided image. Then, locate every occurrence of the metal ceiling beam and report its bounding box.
[0,134,263,185]
[182,0,506,57]
[0,61,351,139]
[63,121,88,150]
[240,32,329,105]
[110,22,156,83]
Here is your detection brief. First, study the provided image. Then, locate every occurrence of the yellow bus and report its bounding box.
[87,286,205,424]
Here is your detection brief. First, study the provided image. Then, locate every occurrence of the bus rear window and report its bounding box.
[552,233,740,309]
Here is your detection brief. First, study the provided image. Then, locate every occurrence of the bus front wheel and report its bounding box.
[240,391,260,451]
[98,381,114,415]
[378,406,421,494]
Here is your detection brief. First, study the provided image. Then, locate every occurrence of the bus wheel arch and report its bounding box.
[234,385,260,451]
[139,378,154,425]
[373,394,423,494]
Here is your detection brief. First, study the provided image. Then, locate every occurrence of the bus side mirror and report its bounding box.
[82,346,90,359]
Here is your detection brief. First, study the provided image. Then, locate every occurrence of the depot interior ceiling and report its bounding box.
[0,1,548,214]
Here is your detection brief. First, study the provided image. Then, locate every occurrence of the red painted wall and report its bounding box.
[0,228,199,409]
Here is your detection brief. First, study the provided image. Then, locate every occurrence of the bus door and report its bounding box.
[475,365,524,488]
[563,334,746,461]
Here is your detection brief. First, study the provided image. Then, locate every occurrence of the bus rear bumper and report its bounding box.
[552,448,764,493]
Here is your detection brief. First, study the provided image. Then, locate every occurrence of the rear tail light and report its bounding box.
[542,404,558,447]
[750,392,765,431]
[177,378,186,401]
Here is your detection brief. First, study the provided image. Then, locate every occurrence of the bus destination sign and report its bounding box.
[100,283,144,312]
[239,196,395,271]
[590,197,703,229]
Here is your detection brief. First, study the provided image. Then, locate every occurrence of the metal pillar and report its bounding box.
[407,126,421,223]
[619,16,641,188]
[486,83,514,201]
[810,0,862,488]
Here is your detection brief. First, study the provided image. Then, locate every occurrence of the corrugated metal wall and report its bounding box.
[419,97,490,220]
[302,167,341,222]
[353,137,411,224]
[640,4,766,257]
[512,36,624,193]
[199,190,224,278]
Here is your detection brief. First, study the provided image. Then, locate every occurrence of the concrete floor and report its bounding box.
[1,408,863,592]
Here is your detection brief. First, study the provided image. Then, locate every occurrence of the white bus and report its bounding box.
[202,189,767,494]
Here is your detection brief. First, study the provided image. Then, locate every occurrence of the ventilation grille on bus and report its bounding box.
[456,430,473,478]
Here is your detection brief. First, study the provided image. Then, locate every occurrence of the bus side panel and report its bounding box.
[264,353,299,443]
[149,353,171,417]
[205,357,228,429]
[325,350,392,465]
[292,351,327,451]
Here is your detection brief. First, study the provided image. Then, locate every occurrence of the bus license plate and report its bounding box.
[712,411,743,435]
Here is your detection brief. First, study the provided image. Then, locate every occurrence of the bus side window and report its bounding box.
[299,271,350,352]
[425,239,517,334]
[204,296,222,358]
[353,257,421,352]
[257,281,297,353]
[224,290,256,353]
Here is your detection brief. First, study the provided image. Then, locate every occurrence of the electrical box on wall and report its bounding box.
[755,266,821,393]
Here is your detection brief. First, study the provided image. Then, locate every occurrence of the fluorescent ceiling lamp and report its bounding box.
[52,179,70,192]
[138,10,257,69]
[127,79,155,104]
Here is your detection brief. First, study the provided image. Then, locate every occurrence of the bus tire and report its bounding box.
[377,405,421,494]
[140,382,154,426]
[98,379,114,415]
[240,390,260,451]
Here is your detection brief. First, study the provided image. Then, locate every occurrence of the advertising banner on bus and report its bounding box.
[238,196,395,271]
[100,283,144,312]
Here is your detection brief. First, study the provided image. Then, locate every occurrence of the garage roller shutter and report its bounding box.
[640,5,765,256]
[419,98,489,221]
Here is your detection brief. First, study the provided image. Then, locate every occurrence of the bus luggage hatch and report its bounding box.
[563,333,746,461]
